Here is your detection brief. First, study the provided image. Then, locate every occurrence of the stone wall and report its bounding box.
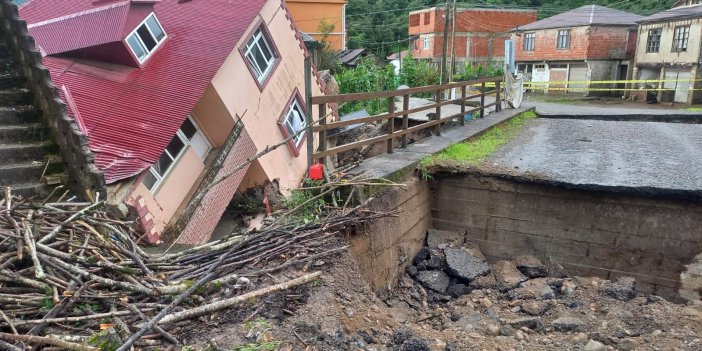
[0,1,105,197]
[432,173,702,300]
[349,177,432,295]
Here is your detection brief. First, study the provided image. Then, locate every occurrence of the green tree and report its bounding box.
[334,57,398,115]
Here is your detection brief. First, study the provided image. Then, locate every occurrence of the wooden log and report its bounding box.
[0,332,97,351]
[158,272,322,325]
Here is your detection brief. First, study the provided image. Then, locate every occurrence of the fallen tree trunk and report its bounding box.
[0,332,97,351]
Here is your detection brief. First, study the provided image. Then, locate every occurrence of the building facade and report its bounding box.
[634,4,702,104]
[20,0,326,246]
[409,7,536,70]
[512,5,641,95]
[285,0,347,50]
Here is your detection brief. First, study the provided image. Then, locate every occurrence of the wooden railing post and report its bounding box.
[435,89,441,136]
[318,103,327,165]
[304,57,313,167]
[460,85,466,126]
[495,80,502,112]
[401,94,409,148]
[480,82,486,118]
[387,96,395,154]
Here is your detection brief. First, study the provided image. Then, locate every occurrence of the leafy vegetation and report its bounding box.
[335,57,397,115]
[453,61,504,81]
[234,341,282,351]
[284,179,329,224]
[419,110,537,169]
[346,0,678,57]
[398,55,440,88]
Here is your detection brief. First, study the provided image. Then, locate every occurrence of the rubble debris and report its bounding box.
[416,271,450,293]
[507,317,544,331]
[492,261,528,292]
[600,276,637,301]
[514,255,548,278]
[507,278,557,301]
[552,316,586,332]
[584,339,606,351]
[444,247,491,282]
[521,301,552,316]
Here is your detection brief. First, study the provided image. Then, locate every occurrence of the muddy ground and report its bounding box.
[178,234,702,351]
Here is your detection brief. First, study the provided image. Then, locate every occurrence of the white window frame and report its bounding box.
[672,25,690,52]
[244,27,277,83]
[282,99,307,147]
[143,116,208,193]
[556,29,570,49]
[423,37,430,50]
[523,32,535,51]
[125,13,167,64]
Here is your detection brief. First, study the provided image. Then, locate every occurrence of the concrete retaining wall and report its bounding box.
[432,173,702,299]
[349,177,432,294]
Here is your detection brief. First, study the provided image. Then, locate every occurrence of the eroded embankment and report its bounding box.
[431,171,702,301]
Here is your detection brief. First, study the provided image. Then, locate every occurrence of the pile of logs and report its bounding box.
[0,187,392,350]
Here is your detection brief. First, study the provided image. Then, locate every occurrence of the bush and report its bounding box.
[454,61,504,82]
[334,57,397,115]
[399,55,440,89]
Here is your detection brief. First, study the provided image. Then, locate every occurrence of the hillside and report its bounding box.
[347,0,678,56]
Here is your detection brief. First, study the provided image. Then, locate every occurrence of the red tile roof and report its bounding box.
[20,0,269,183]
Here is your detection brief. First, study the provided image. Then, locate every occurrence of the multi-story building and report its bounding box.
[286,0,347,50]
[512,5,641,95]
[633,3,702,104]
[19,0,327,246]
[408,7,536,70]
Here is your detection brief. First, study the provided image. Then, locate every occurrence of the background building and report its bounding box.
[408,7,536,70]
[512,5,641,95]
[634,3,702,104]
[286,0,347,50]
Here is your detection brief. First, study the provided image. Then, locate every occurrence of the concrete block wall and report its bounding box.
[349,177,432,294]
[432,174,702,299]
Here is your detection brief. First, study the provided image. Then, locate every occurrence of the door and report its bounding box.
[664,70,691,103]
[567,64,588,94]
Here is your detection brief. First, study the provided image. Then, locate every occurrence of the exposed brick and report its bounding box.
[175,129,257,246]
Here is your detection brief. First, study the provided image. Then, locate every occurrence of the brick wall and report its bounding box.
[410,8,536,62]
[175,129,256,246]
[515,25,634,62]
[432,174,702,300]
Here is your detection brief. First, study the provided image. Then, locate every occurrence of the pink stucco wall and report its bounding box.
[123,0,325,245]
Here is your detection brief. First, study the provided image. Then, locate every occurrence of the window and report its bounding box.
[142,116,211,192]
[423,37,430,50]
[523,32,535,51]
[126,13,166,63]
[673,25,690,52]
[646,28,662,53]
[556,29,570,49]
[409,14,420,27]
[424,13,431,25]
[281,98,307,147]
[244,27,278,84]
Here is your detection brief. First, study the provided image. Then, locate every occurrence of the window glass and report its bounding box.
[673,26,690,52]
[646,29,662,53]
[244,27,277,83]
[127,13,167,62]
[180,118,197,140]
[523,33,535,51]
[557,30,570,49]
[146,15,165,41]
[166,135,185,158]
[127,35,147,60]
[142,171,158,190]
[282,99,307,145]
[137,25,157,50]
[154,153,173,176]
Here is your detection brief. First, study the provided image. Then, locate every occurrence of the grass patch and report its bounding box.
[684,107,702,111]
[419,110,537,170]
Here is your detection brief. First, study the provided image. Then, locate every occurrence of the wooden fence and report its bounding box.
[306,76,504,164]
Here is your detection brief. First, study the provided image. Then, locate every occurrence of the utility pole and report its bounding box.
[439,0,451,85]
[449,0,457,82]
